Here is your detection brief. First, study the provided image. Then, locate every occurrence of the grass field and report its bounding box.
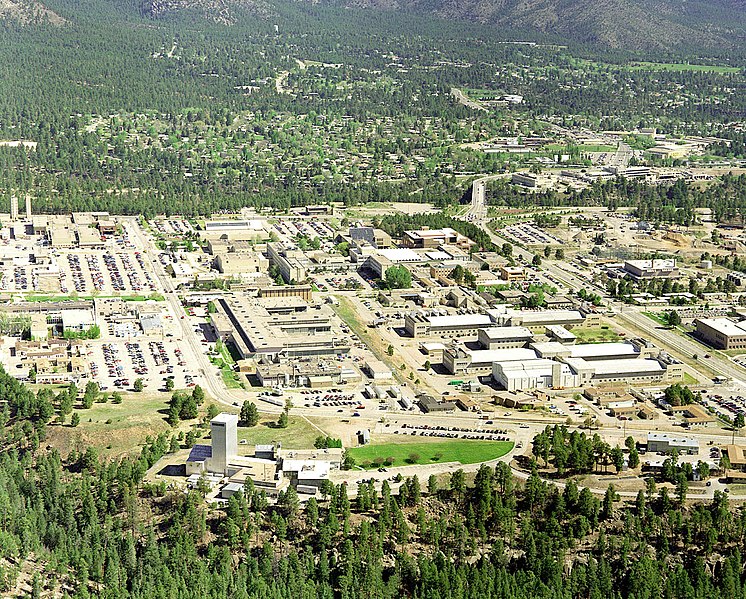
[349,439,513,469]
[221,365,243,389]
[643,311,669,326]
[46,392,173,457]
[627,62,740,73]
[236,415,324,450]
[573,326,622,343]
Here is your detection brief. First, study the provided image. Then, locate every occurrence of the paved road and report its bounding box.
[618,310,746,386]
[450,88,487,112]
[125,219,247,408]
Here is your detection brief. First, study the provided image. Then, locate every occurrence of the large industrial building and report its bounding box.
[477,326,534,349]
[443,347,538,376]
[404,308,599,338]
[209,294,349,359]
[440,336,682,390]
[186,413,340,495]
[623,259,679,280]
[405,312,496,338]
[493,359,577,392]
[401,228,474,250]
[694,317,746,350]
[647,432,699,455]
[266,242,308,283]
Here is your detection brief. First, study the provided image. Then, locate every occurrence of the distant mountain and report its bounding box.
[140,0,270,23]
[314,0,746,51]
[0,0,65,24]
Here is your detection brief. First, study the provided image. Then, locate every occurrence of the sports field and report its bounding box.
[349,439,513,468]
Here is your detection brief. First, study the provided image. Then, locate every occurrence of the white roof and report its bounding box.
[211,413,239,425]
[577,358,664,376]
[647,432,698,447]
[531,341,571,355]
[467,348,537,364]
[495,358,571,378]
[378,248,423,262]
[546,324,576,339]
[428,314,494,328]
[60,309,95,326]
[282,460,330,479]
[480,326,533,340]
[625,259,676,270]
[569,342,638,359]
[509,309,584,323]
[697,318,746,337]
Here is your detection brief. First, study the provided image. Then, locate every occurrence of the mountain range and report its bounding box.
[3,0,746,53]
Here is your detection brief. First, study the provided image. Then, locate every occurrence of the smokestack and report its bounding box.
[25,196,31,221]
[10,196,18,221]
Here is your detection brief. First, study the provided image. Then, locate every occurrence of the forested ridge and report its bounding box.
[3,367,746,597]
[488,175,746,226]
[1,0,746,217]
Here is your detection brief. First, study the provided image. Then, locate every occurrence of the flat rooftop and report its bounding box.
[508,309,584,324]
[211,413,239,426]
[569,342,638,359]
[697,318,746,337]
[378,248,423,262]
[496,358,571,376]
[428,314,494,329]
[647,432,698,447]
[467,347,538,364]
[580,358,664,376]
[480,326,533,340]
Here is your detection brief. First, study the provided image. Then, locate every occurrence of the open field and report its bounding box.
[45,392,173,457]
[627,62,741,73]
[349,439,514,468]
[573,326,622,343]
[236,415,326,450]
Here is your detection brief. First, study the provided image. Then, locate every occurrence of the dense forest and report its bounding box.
[488,175,746,226]
[0,0,745,217]
[4,367,746,597]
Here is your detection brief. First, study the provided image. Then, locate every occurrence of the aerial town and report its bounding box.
[3,181,746,503]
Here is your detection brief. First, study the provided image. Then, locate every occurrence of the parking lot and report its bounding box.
[87,339,198,392]
[504,223,562,245]
[700,392,746,422]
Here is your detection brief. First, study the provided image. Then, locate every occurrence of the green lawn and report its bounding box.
[573,326,621,343]
[236,415,324,450]
[681,372,699,385]
[349,439,514,469]
[643,311,669,326]
[220,365,243,389]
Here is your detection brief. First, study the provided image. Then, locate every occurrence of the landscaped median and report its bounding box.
[348,439,514,469]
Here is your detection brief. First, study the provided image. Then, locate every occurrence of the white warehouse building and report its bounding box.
[492,359,578,392]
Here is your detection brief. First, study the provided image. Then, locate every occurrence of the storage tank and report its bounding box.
[700,260,713,269]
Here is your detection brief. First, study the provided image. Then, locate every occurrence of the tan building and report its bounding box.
[695,318,746,350]
[215,252,269,275]
[402,228,474,250]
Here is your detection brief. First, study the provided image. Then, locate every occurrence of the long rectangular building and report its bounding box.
[695,317,746,350]
[211,294,348,359]
[404,312,495,338]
